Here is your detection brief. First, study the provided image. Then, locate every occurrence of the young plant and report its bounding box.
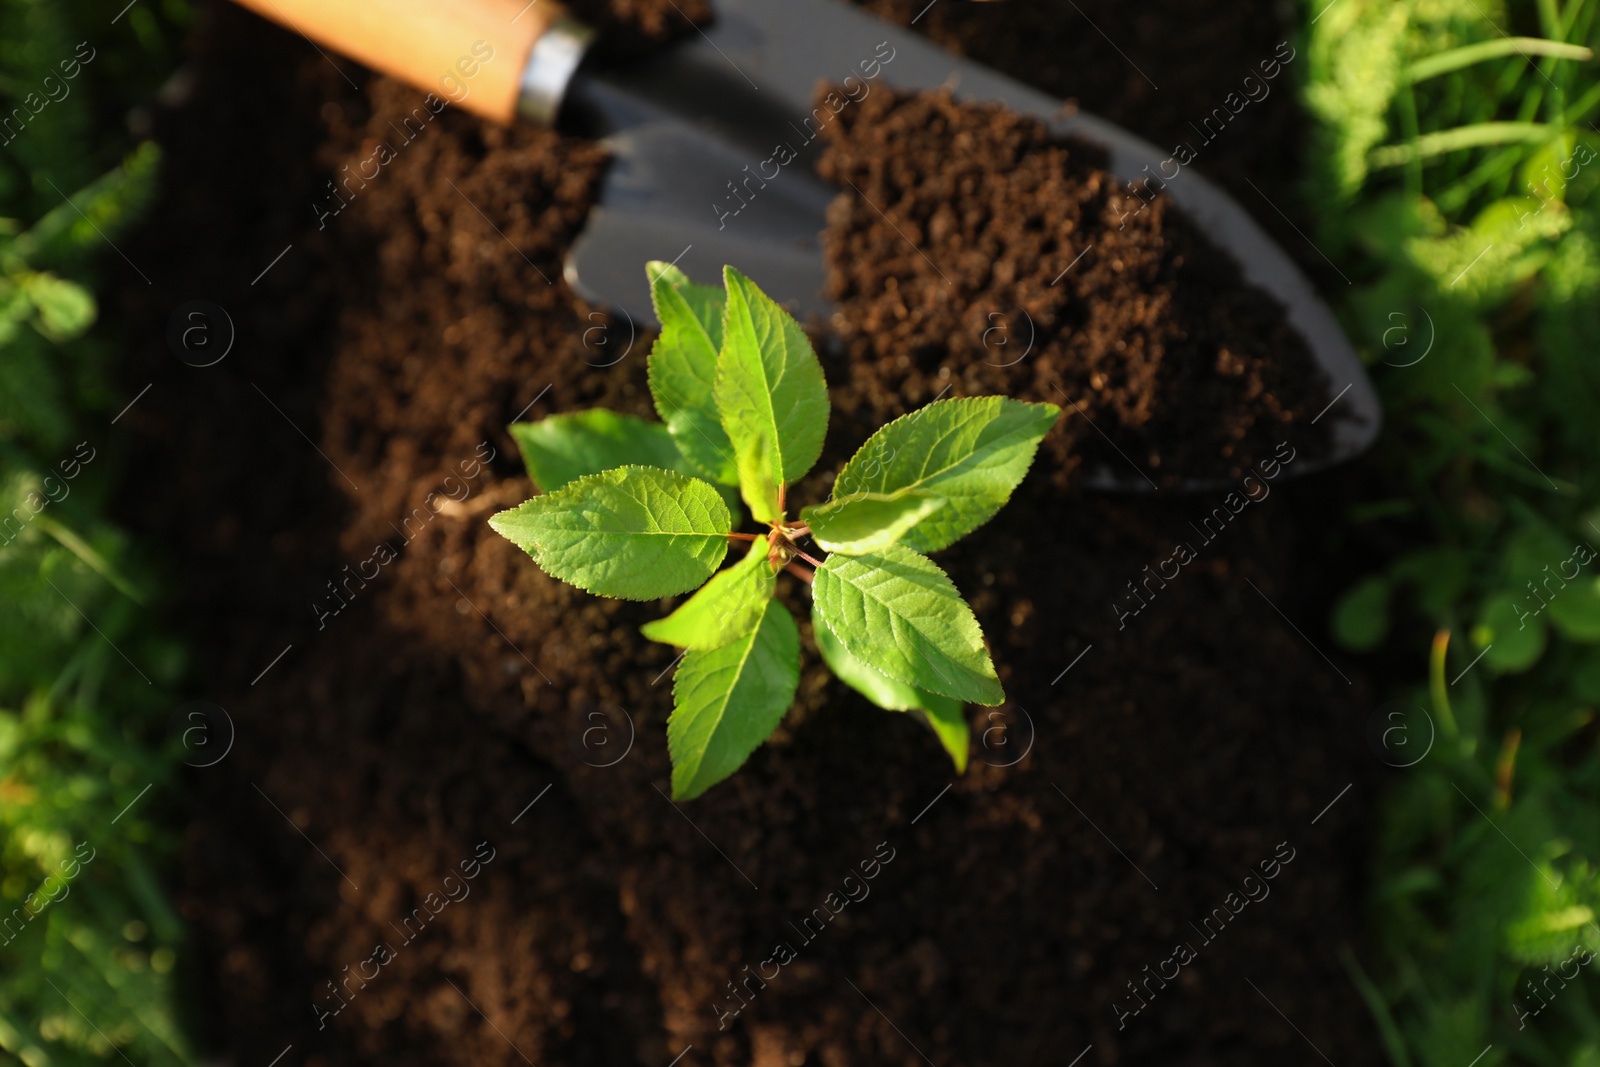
[490,264,1059,799]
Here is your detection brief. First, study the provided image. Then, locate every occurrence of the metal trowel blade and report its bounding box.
[563,0,1381,491]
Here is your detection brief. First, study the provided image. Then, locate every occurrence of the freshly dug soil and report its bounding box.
[110,1,1381,1065]
[848,0,1309,233]
[817,88,1334,485]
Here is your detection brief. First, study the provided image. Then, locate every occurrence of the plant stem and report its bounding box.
[1429,629,1460,743]
[793,547,825,568]
[727,532,762,542]
[783,560,814,584]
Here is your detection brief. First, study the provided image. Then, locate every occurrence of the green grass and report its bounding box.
[1304,0,1600,1062]
[0,1,196,1063]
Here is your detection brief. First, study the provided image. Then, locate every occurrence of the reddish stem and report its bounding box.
[727,532,762,542]
[793,547,825,569]
[784,560,814,585]
[787,523,811,538]
[777,483,787,516]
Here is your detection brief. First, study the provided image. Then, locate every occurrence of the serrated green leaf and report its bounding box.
[831,397,1059,552]
[715,266,829,521]
[740,430,780,525]
[508,408,744,518]
[642,539,776,649]
[647,263,738,485]
[802,490,945,556]
[668,598,800,799]
[510,409,685,492]
[813,543,1002,704]
[488,466,729,601]
[811,606,952,713]
[812,608,967,771]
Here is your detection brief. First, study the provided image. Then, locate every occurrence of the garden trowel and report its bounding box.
[233,0,1381,489]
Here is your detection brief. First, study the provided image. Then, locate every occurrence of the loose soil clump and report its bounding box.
[817,87,1334,485]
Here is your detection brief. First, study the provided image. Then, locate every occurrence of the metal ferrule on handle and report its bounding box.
[517,12,594,124]
[231,0,594,126]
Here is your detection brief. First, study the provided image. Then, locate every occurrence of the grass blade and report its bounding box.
[1406,38,1592,83]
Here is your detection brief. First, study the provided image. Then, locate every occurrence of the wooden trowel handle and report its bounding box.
[232,0,588,124]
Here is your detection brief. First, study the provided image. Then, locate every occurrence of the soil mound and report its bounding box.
[817,87,1334,486]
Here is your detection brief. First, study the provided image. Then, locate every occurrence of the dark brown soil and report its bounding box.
[110,1,1381,1065]
[848,0,1310,235]
[817,88,1333,485]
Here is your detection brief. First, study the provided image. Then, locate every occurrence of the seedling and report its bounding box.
[490,264,1059,798]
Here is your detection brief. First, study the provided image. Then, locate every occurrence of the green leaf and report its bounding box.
[801,490,945,556]
[1391,547,1473,619]
[488,466,730,601]
[646,263,738,485]
[715,266,829,521]
[510,409,685,492]
[1332,576,1391,651]
[811,606,954,713]
[812,608,967,771]
[813,543,1003,705]
[1540,541,1600,641]
[668,598,800,799]
[913,703,970,774]
[738,432,781,526]
[23,272,95,340]
[830,397,1060,552]
[1473,593,1547,674]
[642,539,776,649]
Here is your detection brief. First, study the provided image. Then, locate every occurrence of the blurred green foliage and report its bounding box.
[1306,0,1600,1062]
[0,0,195,1064]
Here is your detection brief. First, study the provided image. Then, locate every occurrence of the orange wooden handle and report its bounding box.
[233,0,568,123]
